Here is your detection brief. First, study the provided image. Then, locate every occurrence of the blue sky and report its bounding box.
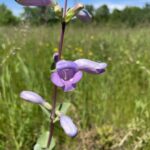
[0,0,149,16]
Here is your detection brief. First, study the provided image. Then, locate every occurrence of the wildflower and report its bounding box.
[54,5,62,17]
[60,115,78,137]
[15,0,54,6]
[51,60,83,92]
[90,36,94,40]
[53,47,58,52]
[76,9,92,22]
[20,91,45,104]
[51,59,107,92]
[88,52,93,56]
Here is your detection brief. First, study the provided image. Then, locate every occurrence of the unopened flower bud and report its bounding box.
[76,9,92,22]
[54,5,62,17]
[20,91,45,105]
[53,52,59,63]
[65,3,84,23]
[72,3,84,13]
[60,115,78,137]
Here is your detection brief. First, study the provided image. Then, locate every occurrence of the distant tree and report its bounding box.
[144,3,150,9]
[143,3,150,23]
[110,9,122,23]
[21,7,40,24]
[95,5,110,23]
[121,7,142,27]
[0,4,19,25]
[21,6,58,25]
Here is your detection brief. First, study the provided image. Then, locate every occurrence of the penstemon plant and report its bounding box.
[15,0,107,149]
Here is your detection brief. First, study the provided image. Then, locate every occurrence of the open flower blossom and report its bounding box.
[51,59,107,92]
[51,60,83,92]
[20,91,45,104]
[15,0,54,6]
[76,9,92,22]
[60,115,78,137]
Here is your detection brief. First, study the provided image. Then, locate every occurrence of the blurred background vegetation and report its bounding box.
[0,2,150,150]
[0,3,150,27]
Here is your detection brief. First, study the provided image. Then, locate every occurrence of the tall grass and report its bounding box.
[0,25,150,149]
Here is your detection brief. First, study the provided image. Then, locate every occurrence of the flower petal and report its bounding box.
[60,71,82,92]
[75,59,107,74]
[51,72,64,87]
[61,80,76,92]
[60,115,78,137]
[15,0,53,6]
[57,60,78,72]
[70,71,83,84]
[20,91,45,104]
[76,9,92,22]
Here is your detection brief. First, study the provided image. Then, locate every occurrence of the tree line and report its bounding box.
[0,3,150,27]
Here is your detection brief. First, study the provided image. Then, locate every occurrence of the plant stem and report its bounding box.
[47,0,67,148]
[47,86,57,148]
[63,0,68,18]
[58,22,66,60]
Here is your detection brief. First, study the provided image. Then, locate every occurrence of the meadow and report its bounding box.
[0,25,150,150]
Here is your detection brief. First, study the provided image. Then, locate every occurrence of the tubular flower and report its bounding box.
[20,91,45,104]
[76,9,92,22]
[51,60,83,92]
[60,115,78,138]
[15,0,54,6]
[51,59,107,92]
[75,59,107,74]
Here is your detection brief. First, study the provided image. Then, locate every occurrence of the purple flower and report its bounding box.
[20,91,45,104]
[51,58,107,91]
[75,59,107,74]
[51,60,83,92]
[60,115,78,137]
[15,0,53,6]
[76,9,92,22]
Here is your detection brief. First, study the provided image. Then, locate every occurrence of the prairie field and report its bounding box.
[0,25,150,150]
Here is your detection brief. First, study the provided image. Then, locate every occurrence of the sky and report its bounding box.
[0,0,150,16]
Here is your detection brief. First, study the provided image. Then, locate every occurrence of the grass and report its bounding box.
[0,25,150,150]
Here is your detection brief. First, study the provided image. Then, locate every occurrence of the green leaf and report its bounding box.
[34,131,55,150]
[57,102,71,114]
[34,144,42,150]
[40,102,71,123]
